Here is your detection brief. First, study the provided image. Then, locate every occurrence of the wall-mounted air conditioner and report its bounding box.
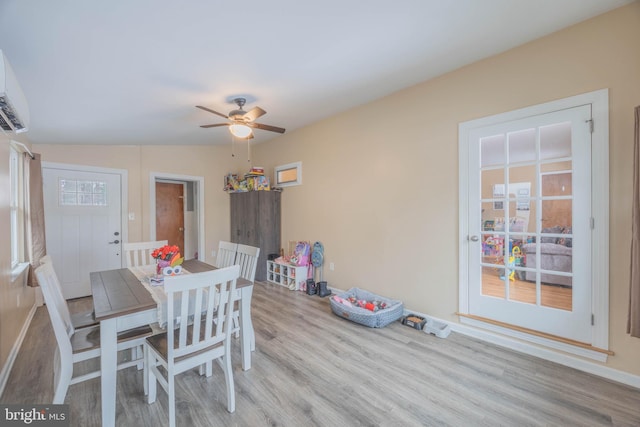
[0,49,29,133]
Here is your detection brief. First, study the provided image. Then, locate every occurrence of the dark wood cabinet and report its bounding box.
[230,191,281,281]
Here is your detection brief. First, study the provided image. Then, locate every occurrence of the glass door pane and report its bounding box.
[479,120,575,311]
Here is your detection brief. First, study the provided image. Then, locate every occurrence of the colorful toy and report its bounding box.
[500,255,516,281]
[293,242,310,266]
[337,295,389,311]
[512,245,524,267]
[331,295,352,307]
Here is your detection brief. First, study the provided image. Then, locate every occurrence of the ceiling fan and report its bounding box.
[196,98,286,139]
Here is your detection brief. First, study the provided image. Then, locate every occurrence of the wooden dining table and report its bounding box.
[91,259,254,427]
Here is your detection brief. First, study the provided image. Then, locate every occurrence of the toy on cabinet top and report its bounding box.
[224,168,271,192]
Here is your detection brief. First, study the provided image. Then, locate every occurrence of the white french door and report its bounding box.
[43,165,123,299]
[465,104,592,343]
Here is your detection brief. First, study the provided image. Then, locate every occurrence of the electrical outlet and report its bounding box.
[211,250,217,257]
[329,262,335,271]
[128,212,135,221]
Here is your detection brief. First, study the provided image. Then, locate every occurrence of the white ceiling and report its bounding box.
[0,0,633,146]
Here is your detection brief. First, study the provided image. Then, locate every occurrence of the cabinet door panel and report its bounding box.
[230,193,241,242]
[230,191,281,281]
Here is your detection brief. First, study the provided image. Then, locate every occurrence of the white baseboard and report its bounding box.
[0,302,38,399]
[401,308,640,390]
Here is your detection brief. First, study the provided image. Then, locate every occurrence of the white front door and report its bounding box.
[466,104,592,343]
[43,166,123,299]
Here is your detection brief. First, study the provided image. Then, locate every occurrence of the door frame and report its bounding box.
[149,172,205,261]
[42,161,129,267]
[458,89,609,359]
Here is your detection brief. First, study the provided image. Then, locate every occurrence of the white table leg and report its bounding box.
[100,318,118,427]
[239,285,254,370]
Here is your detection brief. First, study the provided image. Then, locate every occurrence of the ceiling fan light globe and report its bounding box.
[229,124,252,138]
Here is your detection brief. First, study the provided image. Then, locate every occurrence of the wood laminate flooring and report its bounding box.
[482,269,573,311]
[2,282,639,426]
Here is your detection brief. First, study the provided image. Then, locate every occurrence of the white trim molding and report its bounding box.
[149,172,205,262]
[274,161,302,187]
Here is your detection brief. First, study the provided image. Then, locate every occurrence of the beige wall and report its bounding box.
[0,132,37,377]
[254,3,640,375]
[32,145,250,265]
[1,2,638,385]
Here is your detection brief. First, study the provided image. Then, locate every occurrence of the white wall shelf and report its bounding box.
[266,261,307,290]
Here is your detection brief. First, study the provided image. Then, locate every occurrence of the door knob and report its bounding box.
[108,240,120,244]
[469,235,479,242]
[178,227,184,232]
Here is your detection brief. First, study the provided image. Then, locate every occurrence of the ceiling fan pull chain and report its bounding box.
[247,138,251,163]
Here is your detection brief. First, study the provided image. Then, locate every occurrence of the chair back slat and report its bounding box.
[164,265,239,360]
[191,287,204,344]
[178,289,190,348]
[123,240,168,267]
[39,255,76,334]
[215,282,230,336]
[34,263,75,362]
[235,244,260,282]
[216,241,238,268]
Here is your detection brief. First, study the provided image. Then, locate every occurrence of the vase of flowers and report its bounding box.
[151,244,184,276]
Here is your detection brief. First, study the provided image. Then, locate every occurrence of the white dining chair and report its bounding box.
[235,243,260,283]
[39,255,97,329]
[146,265,239,427]
[216,241,238,268]
[123,240,168,267]
[34,262,153,404]
[232,244,259,340]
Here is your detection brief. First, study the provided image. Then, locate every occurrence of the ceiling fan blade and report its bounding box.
[250,122,286,134]
[196,105,228,119]
[200,123,229,128]
[244,106,266,122]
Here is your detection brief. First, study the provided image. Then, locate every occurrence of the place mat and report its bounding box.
[129,265,206,327]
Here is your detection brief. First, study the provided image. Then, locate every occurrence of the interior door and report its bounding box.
[467,104,592,343]
[43,167,122,299]
[155,182,184,250]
